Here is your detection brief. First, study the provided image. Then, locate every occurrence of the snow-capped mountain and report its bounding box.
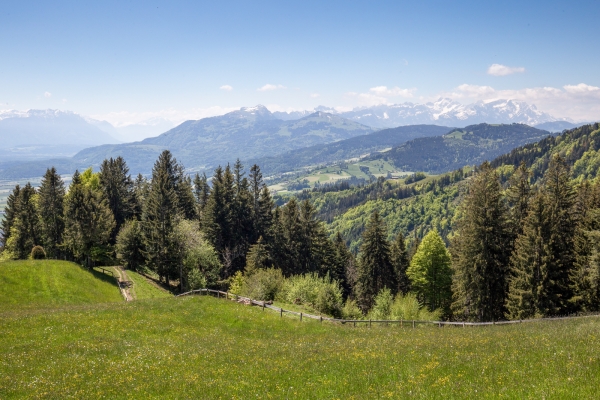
[275,99,571,129]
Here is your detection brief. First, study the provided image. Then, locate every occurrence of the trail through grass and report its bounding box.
[1,295,599,398]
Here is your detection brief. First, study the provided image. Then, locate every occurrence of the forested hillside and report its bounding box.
[2,123,600,323]
[250,124,451,175]
[374,123,552,174]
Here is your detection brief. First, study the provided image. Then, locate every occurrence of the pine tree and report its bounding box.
[506,161,532,238]
[99,157,135,243]
[231,159,254,272]
[143,151,181,283]
[391,232,410,295]
[507,155,578,318]
[132,174,148,219]
[37,167,65,258]
[245,236,271,274]
[63,172,115,267]
[506,193,548,319]
[0,185,21,250]
[451,162,511,321]
[6,183,41,259]
[355,211,396,312]
[116,219,146,271]
[333,232,353,298]
[407,230,452,313]
[193,172,210,215]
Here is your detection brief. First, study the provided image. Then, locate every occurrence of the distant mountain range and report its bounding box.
[277,98,574,129]
[0,109,121,161]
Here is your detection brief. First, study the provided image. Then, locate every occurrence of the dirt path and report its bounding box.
[114,266,134,301]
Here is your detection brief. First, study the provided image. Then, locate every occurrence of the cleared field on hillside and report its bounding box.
[1,293,599,398]
[0,260,123,309]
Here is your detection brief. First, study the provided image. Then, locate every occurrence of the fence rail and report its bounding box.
[177,288,600,327]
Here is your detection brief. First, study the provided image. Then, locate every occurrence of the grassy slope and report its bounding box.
[1,295,599,398]
[0,260,122,310]
[127,270,172,300]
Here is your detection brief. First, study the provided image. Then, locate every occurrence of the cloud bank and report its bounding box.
[487,64,526,76]
[257,84,286,92]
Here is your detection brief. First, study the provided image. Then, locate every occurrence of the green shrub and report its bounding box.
[187,268,207,290]
[342,299,363,320]
[228,271,245,295]
[242,268,284,301]
[367,288,441,321]
[30,246,46,260]
[280,273,343,318]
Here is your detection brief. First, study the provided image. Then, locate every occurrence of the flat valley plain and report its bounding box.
[1,261,599,398]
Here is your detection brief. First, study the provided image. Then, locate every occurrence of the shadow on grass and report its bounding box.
[88,266,120,288]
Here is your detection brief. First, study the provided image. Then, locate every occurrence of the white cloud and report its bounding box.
[310,93,320,98]
[220,85,233,91]
[346,86,416,106]
[257,84,286,92]
[44,91,52,98]
[438,82,600,121]
[487,64,526,76]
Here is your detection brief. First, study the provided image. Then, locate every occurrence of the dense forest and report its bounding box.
[1,123,600,322]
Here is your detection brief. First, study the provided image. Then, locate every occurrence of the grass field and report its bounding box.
[1,291,599,398]
[127,270,173,300]
[0,260,123,310]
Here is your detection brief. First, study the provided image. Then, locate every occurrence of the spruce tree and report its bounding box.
[506,161,531,238]
[407,230,452,313]
[333,232,353,298]
[355,211,395,312]
[99,157,135,243]
[116,219,146,271]
[245,236,271,274]
[0,185,21,250]
[63,172,115,267]
[193,172,210,214]
[451,162,511,321]
[38,167,65,258]
[143,151,181,283]
[391,232,410,295]
[7,183,41,259]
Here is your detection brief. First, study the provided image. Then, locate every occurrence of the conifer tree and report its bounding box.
[506,161,531,238]
[193,172,210,214]
[333,232,353,298]
[355,211,395,312]
[231,159,254,272]
[4,183,40,259]
[451,162,511,321]
[391,232,411,295]
[506,193,548,319]
[407,230,452,313]
[99,157,135,243]
[116,219,146,271]
[245,236,271,274]
[38,167,65,258]
[132,173,148,218]
[143,151,181,283]
[0,185,21,250]
[63,171,115,267]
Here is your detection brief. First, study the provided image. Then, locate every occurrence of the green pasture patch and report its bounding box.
[1,295,599,398]
[0,260,122,310]
[127,270,172,300]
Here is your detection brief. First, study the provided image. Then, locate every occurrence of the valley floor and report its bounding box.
[1,294,599,398]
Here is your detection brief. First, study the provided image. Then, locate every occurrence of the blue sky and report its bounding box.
[1,0,599,126]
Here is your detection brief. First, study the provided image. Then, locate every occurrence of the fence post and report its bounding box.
[412,320,415,329]
[262,301,265,311]
[354,320,356,327]
[438,322,441,328]
[320,316,323,323]
[300,312,303,322]
[401,319,403,327]
[462,322,465,328]
[280,308,283,318]
[369,319,371,328]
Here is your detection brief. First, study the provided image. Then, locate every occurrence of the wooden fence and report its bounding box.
[176,288,600,327]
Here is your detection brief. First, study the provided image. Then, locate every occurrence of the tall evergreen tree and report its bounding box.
[333,231,353,298]
[5,183,40,259]
[143,151,181,283]
[38,167,65,258]
[407,230,452,313]
[193,172,210,215]
[99,157,135,243]
[355,211,396,312]
[0,185,21,250]
[506,161,532,238]
[507,155,578,318]
[391,232,411,295]
[63,171,115,267]
[451,162,511,321]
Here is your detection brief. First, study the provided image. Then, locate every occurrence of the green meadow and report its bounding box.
[1,260,599,398]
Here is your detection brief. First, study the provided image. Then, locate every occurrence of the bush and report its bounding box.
[367,288,441,321]
[228,271,245,295]
[342,299,363,320]
[280,273,343,318]
[242,268,284,301]
[187,268,207,290]
[30,246,46,260]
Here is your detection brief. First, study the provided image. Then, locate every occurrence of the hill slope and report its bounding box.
[375,123,553,174]
[1,295,598,398]
[251,124,452,176]
[0,260,122,309]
